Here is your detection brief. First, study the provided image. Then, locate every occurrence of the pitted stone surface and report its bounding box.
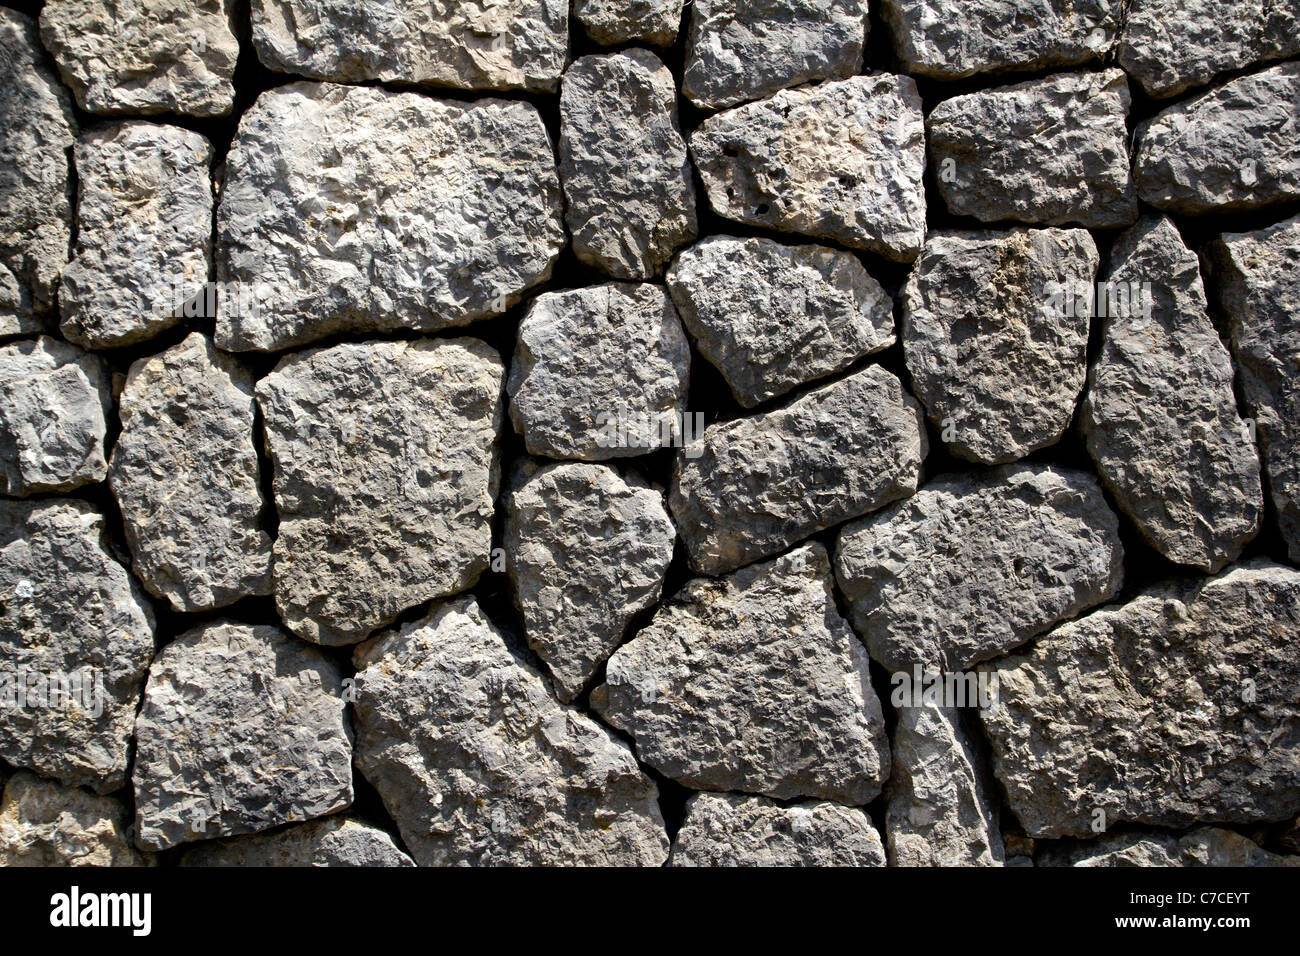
[575,0,682,46]
[180,817,413,867]
[0,771,152,867]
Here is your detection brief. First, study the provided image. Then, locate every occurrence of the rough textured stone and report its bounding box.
[681,0,867,109]
[133,620,353,852]
[670,365,926,576]
[1040,826,1300,867]
[576,0,682,46]
[593,544,891,803]
[0,10,77,337]
[251,0,568,92]
[886,705,1004,867]
[666,235,894,408]
[671,792,885,866]
[928,70,1136,228]
[259,338,503,646]
[218,83,565,351]
[1082,217,1262,572]
[0,337,111,496]
[902,228,1097,463]
[111,333,272,613]
[179,816,413,867]
[836,465,1123,672]
[559,51,697,279]
[60,122,213,350]
[0,771,151,866]
[504,460,675,702]
[1209,214,1300,562]
[1135,63,1300,215]
[692,75,927,263]
[981,561,1300,839]
[39,0,238,117]
[507,283,690,461]
[0,500,154,794]
[882,0,1117,80]
[1119,0,1300,98]
[353,596,669,866]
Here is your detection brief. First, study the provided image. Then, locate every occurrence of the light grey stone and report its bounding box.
[258,338,504,646]
[1040,826,1300,867]
[352,596,670,866]
[576,0,682,46]
[0,771,152,866]
[179,816,413,867]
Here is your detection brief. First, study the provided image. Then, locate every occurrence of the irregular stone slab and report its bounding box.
[981,560,1300,839]
[259,338,503,646]
[218,83,565,351]
[882,0,1117,80]
[353,596,669,866]
[60,121,213,350]
[691,75,926,263]
[0,772,151,866]
[670,365,926,575]
[1210,214,1300,562]
[504,460,675,702]
[39,0,239,117]
[133,620,353,852]
[1119,0,1300,98]
[1082,216,1262,572]
[0,500,154,794]
[671,792,885,867]
[251,0,568,92]
[666,235,894,408]
[836,465,1123,671]
[1040,827,1300,867]
[0,337,111,496]
[593,544,891,803]
[928,70,1136,228]
[902,228,1097,463]
[886,705,1004,866]
[559,51,697,279]
[576,0,682,46]
[180,817,413,867]
[111,333,271,613]
[0,10,77,337]
[681,0,867,109]
[1135,63,1300,215]
[507,283,690,461]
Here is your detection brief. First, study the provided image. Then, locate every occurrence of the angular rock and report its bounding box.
[980,560,1300,838]
[836,465,1123,671]
[592,544,891,803]
[575,0,682,46]
[133,620,353,851]
[671,792,886,866]
[882,0,1117,80]
[1040,827,1300,867]
[507,283,690,461]
[559,51,697,279]
[218,83,565,351]
[666,235,894,408]
[1210,214,1300,561]
[1082,217,1262,572]
[1134,63,1300,214]
[670,365,926,575]
[928,70,1136,228]
[681,0,867,109]
[39,0,239,117]
[0,499,154,793]
[0,337,111,496]
[902,228,1097,463]
[259,338,503,646]
[504,460,676,702]
[110,333,272,613]
[1119,0,1300,98]
[179,817,413,867]
[886,705,1004,866]
[60,122,213,349]
[691,75,927,262]
[0,10,77,337]
[251,0,568,92]
[0,772,151,866]
[353,596,669,866]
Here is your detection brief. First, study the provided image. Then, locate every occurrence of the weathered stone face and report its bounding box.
[1040,827,1300,867]
[575,0,682,46]
[0,771,153,867]
[179,817,413,868]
